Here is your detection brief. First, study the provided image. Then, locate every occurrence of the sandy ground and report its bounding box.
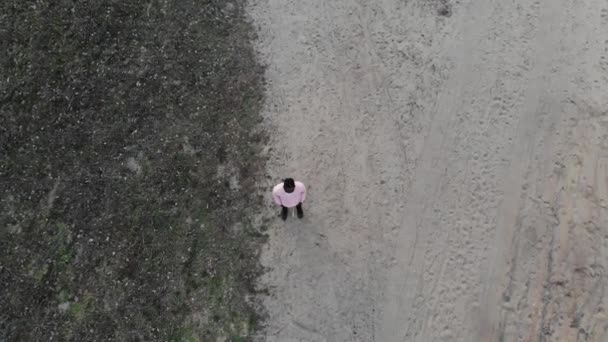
[248,0,608,341]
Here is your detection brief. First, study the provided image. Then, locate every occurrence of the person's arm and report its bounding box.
[300,183,306,203]
[272,188,282,206]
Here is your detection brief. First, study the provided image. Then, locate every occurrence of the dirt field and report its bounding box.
[250,0,608,341]
[1,1,267,340]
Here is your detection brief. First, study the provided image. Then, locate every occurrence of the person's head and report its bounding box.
[283,178,295,193]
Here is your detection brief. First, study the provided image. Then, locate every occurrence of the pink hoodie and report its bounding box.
[272,181,306,208]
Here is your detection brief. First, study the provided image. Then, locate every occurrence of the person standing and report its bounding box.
[272,178,306,220]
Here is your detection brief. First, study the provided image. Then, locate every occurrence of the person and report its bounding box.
[272,178,306,220]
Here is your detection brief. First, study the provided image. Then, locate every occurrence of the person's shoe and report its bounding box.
[296,204,304,219]
[281,206,288,221]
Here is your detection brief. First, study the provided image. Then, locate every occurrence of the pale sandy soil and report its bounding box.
[249,0,608,340]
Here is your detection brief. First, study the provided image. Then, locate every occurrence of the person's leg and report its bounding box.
[296,203,303,219]
[281,206,288,220]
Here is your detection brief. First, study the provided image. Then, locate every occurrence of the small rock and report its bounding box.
[8,223,22,234]
[58,302,70,312]
[437,5,452,17]
[125,157,142,175]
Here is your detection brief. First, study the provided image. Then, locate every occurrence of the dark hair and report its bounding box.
[283,178,295,188]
